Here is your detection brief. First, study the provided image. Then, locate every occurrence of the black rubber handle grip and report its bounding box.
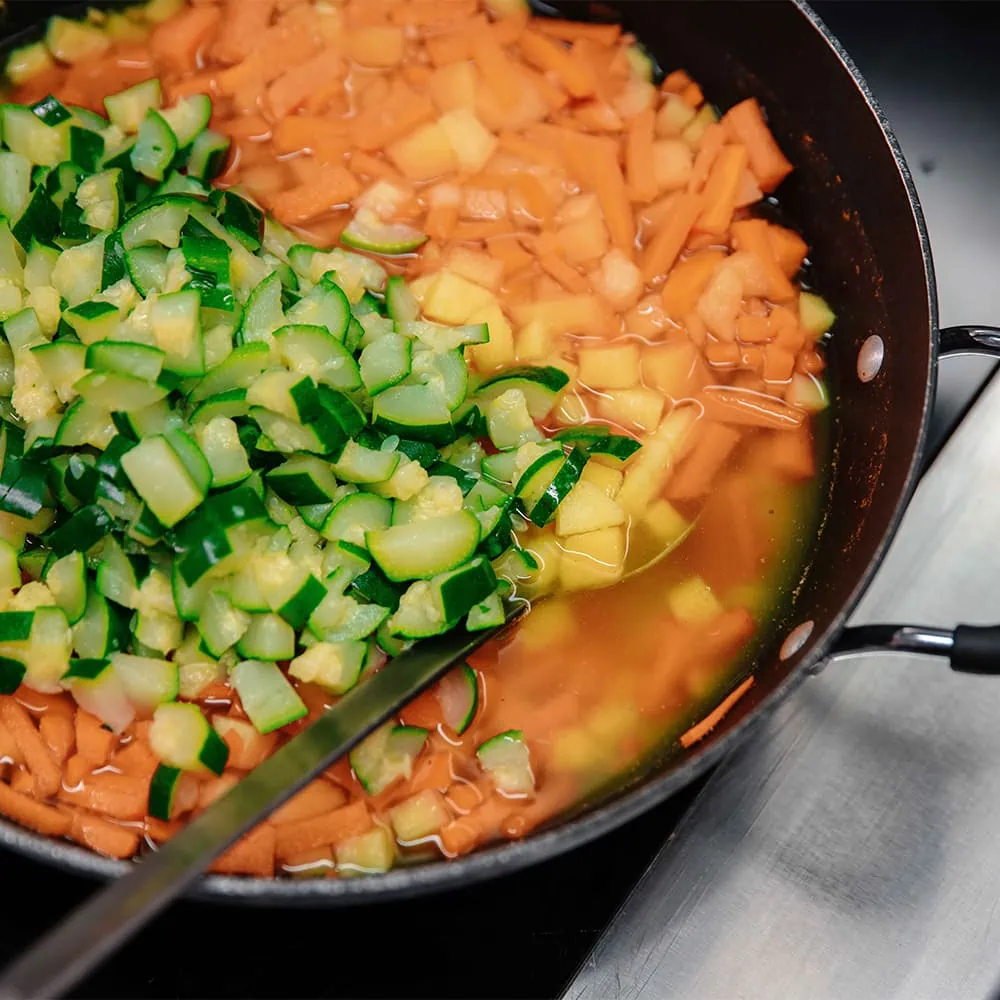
[950,624,1000,674]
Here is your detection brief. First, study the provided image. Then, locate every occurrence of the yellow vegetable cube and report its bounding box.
[386,122,457,182]
[643,498,692,549]
[799,291,836,337]
[596,387,665,433]
[448,247,503,290]
[555,481,626,536]
[429,63,478,114]
[578,343,641,390]
[516,596,575,652]
[515,317,552,361]
[558,526,625,590]
[616,407,698,514]
[467,302,515,372]
[655,93,696,137]
[642,341,707,400]
[388,789,451,842]
[667,576,723,625]
[519,534,563,599]
[580,462,623,499]
[421,270,495,325]
[438,109,498,174]
[553,391,590,426]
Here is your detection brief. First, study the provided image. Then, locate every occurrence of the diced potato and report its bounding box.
[429,63,478,113]
[516,596,575,652]
[388,789,451,842]
[799,291,836,337]
[448,247,503,290]
[335,826,395,874]
[438,109,498,174]
[46,16,111,63]
[408,274,437,307]
[558,526,625,590]
[642,342,710,400]
[515,317,552,361]
[555,481,626,536]
[596,387,665,433]
[553,391,590,426]
[557,216,610,266]
[652,140,694,192]
[667,576,723,625]
[682,104,719,147]
[616,407,699,514]
[513,296,615,338]
[519,533,563,599]
[6,42,55,86]
[386,123,457,182]
[655,93,696,137]
[643,498,691,547]
[580,462,623,499]
[592,249,643,311]
[550,727,604,774]
[467,302,515,372]
[578,343,641,390]
[421,270,495,325]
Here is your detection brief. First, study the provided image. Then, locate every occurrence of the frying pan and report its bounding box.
[2,0,999,904]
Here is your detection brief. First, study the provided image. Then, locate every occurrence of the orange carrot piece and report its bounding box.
[267,49,345,119]
[351,87,436,152]
[535,19,621,45]
[216,18,321,96]
[474,34,522,112]
[197,773,240,811]
[497,130,564,170]
[686,122,726,194]
[222,115,271,142]
[641,192,702,283]
[346,25,405,68]
[112,740,159,780]
[390,0,478,27]
[507,172,554,225]
[212,0,276,65]
[76,710,115,767]
[58,772,150,822]
[271,780,347,825]
[767,224,809,278]
[66,809,141,859]
[680,675,755,748]
[487,234,535,275]
[347,151,404,186]
[150,3,222,75]
[145,816,182,843]
[10,769,34,795]
[210,824,277,876]
[0,781,71,837]
[722,98,793,192]
[763,345,796,382]
[696,144,749,235]
[424,29,475,67]
[270,164,361,225]
[439,793,510,857]
[704,341,741,367]
[736,314,773,344]
[499,776,577,839]
[539,252,589,293]
[734,168,764,209]
[452,219,515,241]
[64,754,89,788]
[39,714,74,764]
[0,719,22,764]
[274,800,372,859]
[730,218,797,302]
[626,107,658,203]
[409,752,455,794]
[518,30,596,99]
[1,698,60,799]
[445,780,486,815]
[667,423,742,500]
[764,425,816,480]
[14,687,73,719]
[699,385,805,429]
[662,69,694,94]
[660,249,726,320]
[271,115,344,155]
[681,82,704,109]
[425,201,460,241]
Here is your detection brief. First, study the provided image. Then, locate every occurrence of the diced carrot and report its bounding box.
[490,9,529,45]
[535,19,621,45]
[216,18,321,96]
[76,710,115,767]
[425,201,460,241]
[763,425,816,480]
[110,741,157,783]
[198,773,240,811]
[14,687,73,719]
[439,793,510,856]
[150,3,222,75]
[497,130,563,170]
[271,780,347,825]
[58,771,150,822]
[271,164,361,225]
[0,719,21,764]
[222,115,271,141]
[763,345,796,382]
[145,816,182,843]
[730,218,797,302]
[660,249,726,320]
[216,718,278,771]
[681,82,704,109]
[10,769,33,795]
[39,714,74,764]
[212,0,276,65]
[667,422,742,500]
[165,70,219,103]
[390,0,478,27]
[722,98,794,192]
[662,69,694,94]
[699,385,806,429]
[696,144,748,235]
[626,107,658,203]
[507,171,554,226]
[409,752,456,794]
[641,192,702,283]
[680,675,755,748]
[474,34,522,112]
[737,314,773,344]
[267,49,345,119]
[452,219,515,241]
[686,123,726,194]
[499,776,577,839]
[734,168,764,209]
[275,800,372,859]
[767,224,809,278]
[797,348,825,376]
[424,28,475,67]
[347,25,405,68]
[272,115,345,155]
[518,30,596,99]
[487,234,535,276]
[704,341,741,367]
[64,754,90,788]
[540,253,589,294]
[66,809,141,859]
[0,781,71,837]
[1,698,60,799]
[210,824,277,876]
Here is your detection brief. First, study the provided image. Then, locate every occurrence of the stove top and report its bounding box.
[1,4,997,998]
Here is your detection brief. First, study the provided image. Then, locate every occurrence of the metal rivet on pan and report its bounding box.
[857,335,884,382]
[780,620,815,661]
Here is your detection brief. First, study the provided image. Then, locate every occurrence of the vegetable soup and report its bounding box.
[0,0,830,877]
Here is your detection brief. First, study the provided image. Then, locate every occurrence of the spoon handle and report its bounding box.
[0,610,521,1000]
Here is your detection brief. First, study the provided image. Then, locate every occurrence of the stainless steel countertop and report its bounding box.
[565,333,1000,1000]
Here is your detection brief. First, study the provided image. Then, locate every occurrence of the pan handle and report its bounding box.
[832,325,1000,670]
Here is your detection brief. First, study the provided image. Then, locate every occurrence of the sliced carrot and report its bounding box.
[0,719,22,764]
[439,793,510,856]
[272,115,344,155]
[346,25,405,68]
[210,824,277,876]
[58,771,150,822]
[535,19,621,45]
[704,341,741,367]
[165,70,219,103]
[498,776,577,839]
[506,172,555,226]
[641,192,702,283]
[626,107,658,203]
[763,425,816,480]
[66,808,141,859]
[696,144,748,235]
[452,219,515,241]
[10,768,33,795]
[14,687,73,719]
[145,816,182,843]
[734,168,764,209]
[660,249,726,320]
[390,0,478,27]
[680,675,755,748]
[409,752,455,794]
[424,27,476,67]
[539,252,589,294]
[270,163,361,225]
[686,123,726,194]
[150,3,222,75]
[763,345,796,382]
[518,30,596,99]
[39,713,74,764]
[211,0,276,65]
[271,780,347,825]
[681,82,704,110]
[222,115,271,142]
[767,223,809,278]
[487,234,535,276]
[1,698,61,799]
[736,314,773,344]
[267,49,345,119]
[111,740,159,781]
[730,218,796,302]
[497,130,563,170]
[445,780,487,815]
[0,781,71,837]
[473,34,522,112]
[662,69,694,94]
[667,423,742,500]
[699,385,805,430]
[274,800,372,859]
[64,753,90,788]
[216,18,321,96]
[722,98,793,192]
[76,710,115,767]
